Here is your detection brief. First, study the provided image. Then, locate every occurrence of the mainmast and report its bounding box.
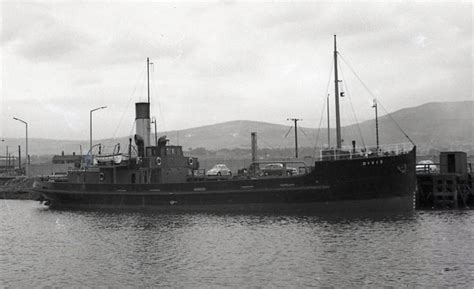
[334,35,342,149]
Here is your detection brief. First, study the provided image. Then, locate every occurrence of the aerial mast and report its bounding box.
[334,35,342,149]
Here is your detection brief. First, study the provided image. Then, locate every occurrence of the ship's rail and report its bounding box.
[316,142,414,162]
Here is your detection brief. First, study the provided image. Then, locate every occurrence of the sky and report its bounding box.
[1,1,472,141]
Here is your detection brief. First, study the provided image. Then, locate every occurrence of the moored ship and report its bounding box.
[33,36,416,212]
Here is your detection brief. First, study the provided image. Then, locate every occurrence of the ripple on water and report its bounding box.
[1,200,473,287]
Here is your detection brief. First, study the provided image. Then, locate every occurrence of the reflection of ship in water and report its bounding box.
[33,36,416,212]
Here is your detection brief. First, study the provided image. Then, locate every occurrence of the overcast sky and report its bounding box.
[1,1,472,141]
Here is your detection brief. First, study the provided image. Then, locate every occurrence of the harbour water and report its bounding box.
[1,200,473,287]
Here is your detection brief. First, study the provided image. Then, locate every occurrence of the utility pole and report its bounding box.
[89,106,107,154]
[13,117,28,176]
[287,118,301,158]
[18,145,21,172]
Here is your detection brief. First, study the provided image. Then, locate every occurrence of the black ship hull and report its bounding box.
[34,148,416,212]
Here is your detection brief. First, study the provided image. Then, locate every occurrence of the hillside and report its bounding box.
[165,101,473,152]
[2,101,472,157]
[344,101,473,150]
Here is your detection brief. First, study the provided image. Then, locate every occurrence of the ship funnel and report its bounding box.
[135,102,151,155]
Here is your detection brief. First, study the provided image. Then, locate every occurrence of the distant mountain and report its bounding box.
[2,101,472,157]
[344,101,473,151]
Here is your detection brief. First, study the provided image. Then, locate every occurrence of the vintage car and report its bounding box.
[261,163,297,176]
[206,164,232,176]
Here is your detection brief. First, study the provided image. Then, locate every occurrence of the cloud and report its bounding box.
[72,76,103,87]
[1,2,48,44]
[1,1,472,140]
[17,29,91,62]
[97,33,196,67]
[1,2,93,62]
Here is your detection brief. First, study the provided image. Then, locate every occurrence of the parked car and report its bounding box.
[261,163,297,176]
[206,164,232,176]
[261,163,284,176]
[286,167,298,176]
[416,160,438,173]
